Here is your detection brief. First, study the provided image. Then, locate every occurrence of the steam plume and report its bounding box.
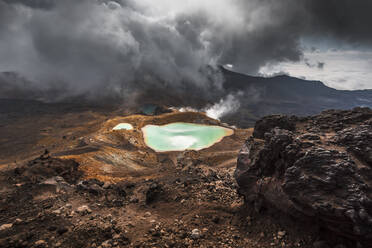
[205,93,241,120]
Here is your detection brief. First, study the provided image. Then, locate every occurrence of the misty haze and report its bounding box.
[0,1,371,248]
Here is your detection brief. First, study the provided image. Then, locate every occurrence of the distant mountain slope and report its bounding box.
[0,69,371,127]
[221,67,372,127]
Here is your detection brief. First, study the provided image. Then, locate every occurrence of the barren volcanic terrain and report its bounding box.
[1,1,372,247]
[1,100,371,248]
[0,100,327,248]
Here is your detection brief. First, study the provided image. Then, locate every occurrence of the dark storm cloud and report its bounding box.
[304,0,372,45]
[1,0,55,9]
[0,0,225,102]
[0,0,371,102]
[317,62,325,70]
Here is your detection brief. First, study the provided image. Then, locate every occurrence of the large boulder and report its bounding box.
[235,108,372,244]
[252,114,297,139]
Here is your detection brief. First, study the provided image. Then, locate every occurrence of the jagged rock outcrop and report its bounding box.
[235,107,372,244]
[16,150,82,184]
[252,115,297,139]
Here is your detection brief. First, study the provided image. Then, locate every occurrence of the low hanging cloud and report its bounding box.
[0,0,306,102]
[0,0,225,101]
[0,0,372,102]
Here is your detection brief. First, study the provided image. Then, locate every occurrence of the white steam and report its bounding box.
[175,107,199,113]
[205,93,241,120]
[169,93,241,120]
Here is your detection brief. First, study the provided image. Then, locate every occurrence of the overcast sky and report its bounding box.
[0,0,371,99]
[259,48,372,90]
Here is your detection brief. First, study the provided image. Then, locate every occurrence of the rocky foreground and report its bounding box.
[235,107,372,248]
[0,150,320,248]
[0,107,371,248]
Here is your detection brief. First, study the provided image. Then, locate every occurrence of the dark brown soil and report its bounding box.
[0,100,321,248]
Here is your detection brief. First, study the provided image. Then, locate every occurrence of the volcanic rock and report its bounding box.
[235,107,372,244]
[191,229,201,239]
[77,179,104,195]
[34,240,47,247]
[76,205,92,215]
[253,115,297,139]
[22,156,81,184]
[0,224,13,231]
[145,182,163,204]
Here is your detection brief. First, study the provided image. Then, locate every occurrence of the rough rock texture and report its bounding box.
[253,115,297,139]
[2,151,313,248]
[235,107,372,245]
[17,150,82,184]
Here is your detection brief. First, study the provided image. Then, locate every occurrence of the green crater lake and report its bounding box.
[141,122,233,152]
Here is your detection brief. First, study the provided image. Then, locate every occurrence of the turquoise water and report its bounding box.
[142,122,233,152]
[113,123,133,130]
[141,104,157,115]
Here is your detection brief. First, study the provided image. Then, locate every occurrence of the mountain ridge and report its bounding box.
[220,66,372,127]
[1,69,371,127]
